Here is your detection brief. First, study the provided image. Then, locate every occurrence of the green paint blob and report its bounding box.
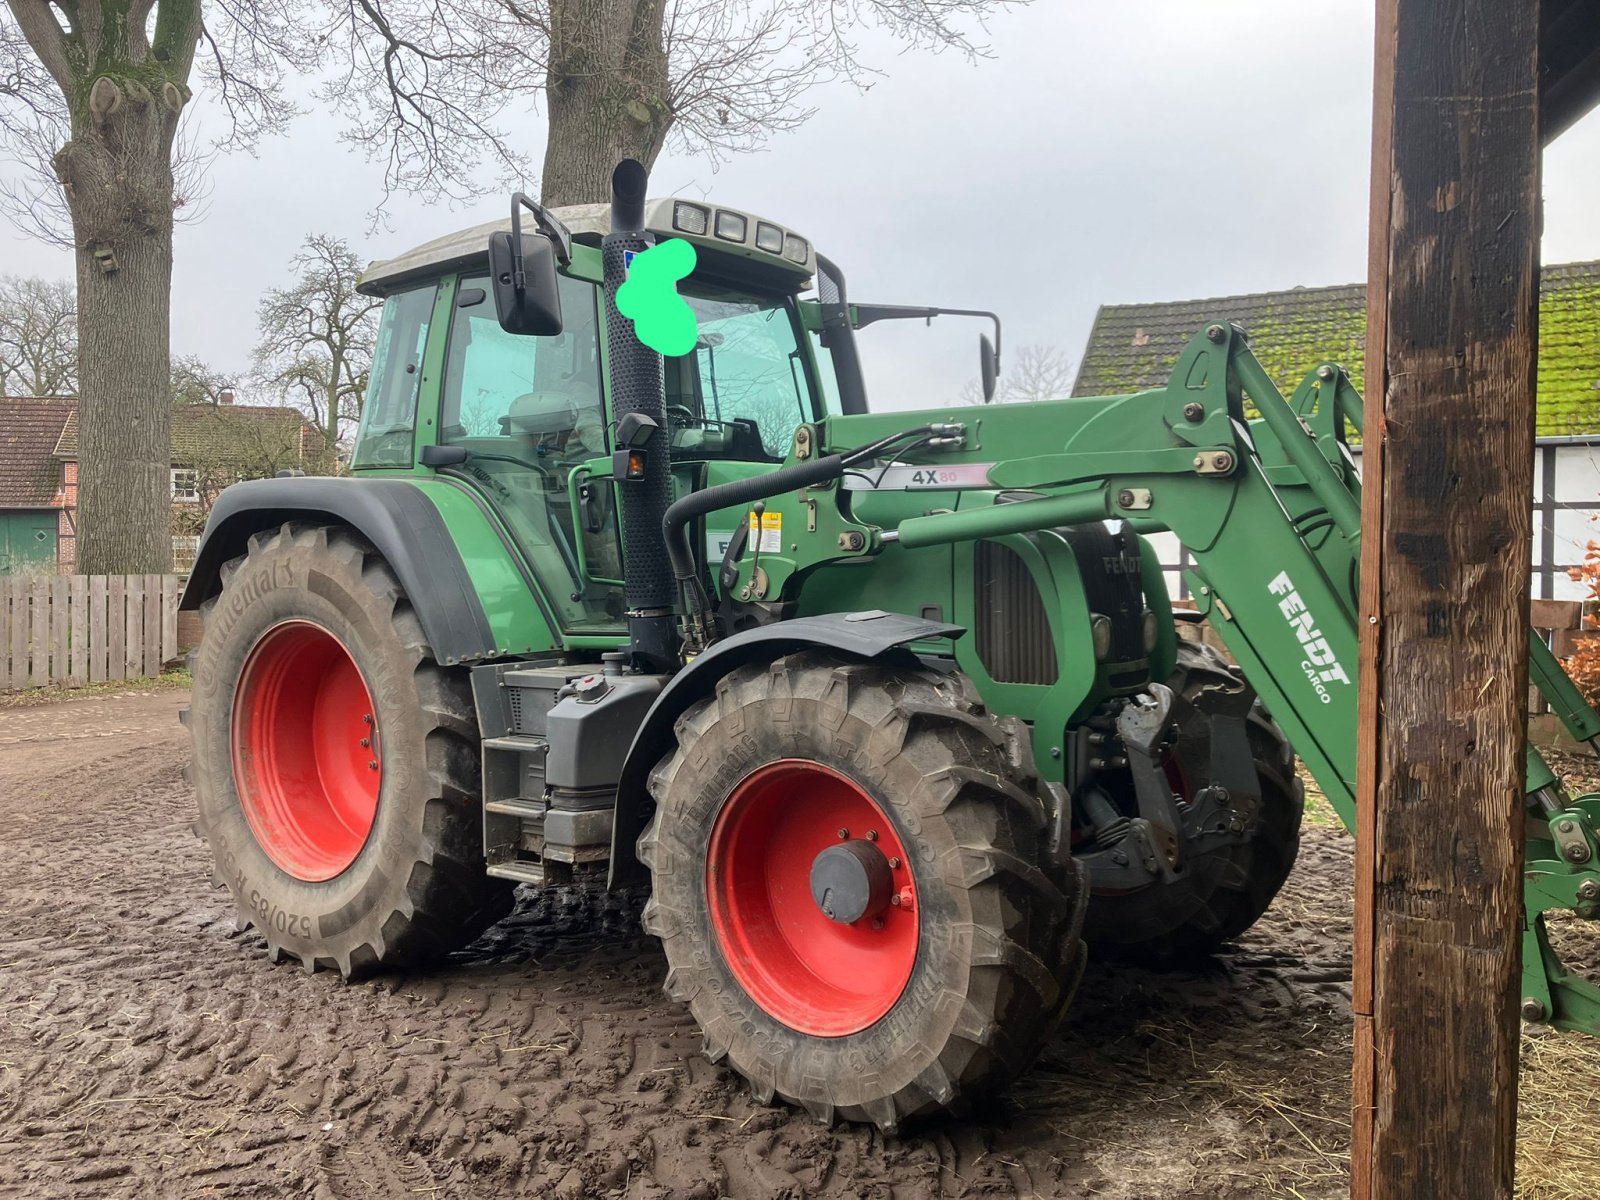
[617,239,699,356]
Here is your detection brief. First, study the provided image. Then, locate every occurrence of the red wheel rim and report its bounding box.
[706,760,918,1037]
[231,620,382,882]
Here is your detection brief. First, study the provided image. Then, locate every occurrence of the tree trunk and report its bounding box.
[540,0,672,207]
[325,367,341,463]
[60,79,184,575]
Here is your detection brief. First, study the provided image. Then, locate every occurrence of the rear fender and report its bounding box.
[180,477,502,666]
[608,610,964,886]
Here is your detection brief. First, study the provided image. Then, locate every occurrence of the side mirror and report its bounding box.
[488,231,563,336]
[980,333,998,403]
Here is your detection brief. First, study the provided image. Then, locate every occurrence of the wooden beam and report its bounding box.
[1353,0,1542,1196]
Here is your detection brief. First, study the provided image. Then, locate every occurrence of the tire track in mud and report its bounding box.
[0,689,1359,1198]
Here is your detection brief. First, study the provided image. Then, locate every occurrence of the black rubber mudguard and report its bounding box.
[179,477,497,666]
[607,610,964,886]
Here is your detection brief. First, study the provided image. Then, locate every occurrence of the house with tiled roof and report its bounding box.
[1073,260,1600,436]
[1074,263,1600,600]
[0,394,320,574]
[0,397,77,574]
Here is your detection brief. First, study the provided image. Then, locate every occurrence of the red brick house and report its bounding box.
[0,395,322,575]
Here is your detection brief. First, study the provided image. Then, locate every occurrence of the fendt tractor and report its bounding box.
[182,161,1600,1130]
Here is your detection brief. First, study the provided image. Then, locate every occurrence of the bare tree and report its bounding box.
[948,343,1074,407]
[170,354,238,406]
[0,273,76,394]
[2,0,1021,571]
[998,343,1074,403]
[0,0,291,572]
[536,0,1025,206]
[255,234,381,461]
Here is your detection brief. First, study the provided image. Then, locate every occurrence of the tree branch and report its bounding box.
[4,1,73,96]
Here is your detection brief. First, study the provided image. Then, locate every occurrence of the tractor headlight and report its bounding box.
[1091,614,1113,662]
[672,202,710,235]
[755,222,785,254]
[714,210,747,242]
[1143,610,1160,654]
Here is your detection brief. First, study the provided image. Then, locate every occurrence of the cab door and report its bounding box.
[435,271,625,634]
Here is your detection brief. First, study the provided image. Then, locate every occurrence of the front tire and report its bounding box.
[188,524,512,977]
[638,651,1087,1132]
[1082,639,1303,965]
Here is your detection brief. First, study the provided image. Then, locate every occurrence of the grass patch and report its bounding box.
[1298,769,1347,833]
[0,668,190,709]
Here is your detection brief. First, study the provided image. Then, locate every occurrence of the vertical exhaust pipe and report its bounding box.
[602,159,679,671]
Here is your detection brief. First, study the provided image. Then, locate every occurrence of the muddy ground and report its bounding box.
[0,687,1594,1199]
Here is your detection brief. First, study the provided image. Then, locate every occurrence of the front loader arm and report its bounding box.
[736,323,1600,1035]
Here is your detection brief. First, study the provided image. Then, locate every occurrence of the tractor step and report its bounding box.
[485,797,547,819]
[485,860,547,885]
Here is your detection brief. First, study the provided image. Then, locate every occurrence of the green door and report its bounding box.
[0,511,59,575]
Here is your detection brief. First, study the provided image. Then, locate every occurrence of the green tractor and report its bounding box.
[183,161,1600,1131]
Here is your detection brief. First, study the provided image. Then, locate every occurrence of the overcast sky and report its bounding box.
[5,0,1599,410]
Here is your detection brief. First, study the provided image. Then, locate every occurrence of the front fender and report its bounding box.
[608,610,964,886]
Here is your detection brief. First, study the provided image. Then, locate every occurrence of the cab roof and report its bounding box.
[358,199,816,298]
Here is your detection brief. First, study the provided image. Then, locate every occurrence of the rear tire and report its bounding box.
[638,650,1088,1132]
[188,524,512,978]
[1082,639,1303,965]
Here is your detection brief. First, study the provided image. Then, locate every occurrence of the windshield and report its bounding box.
[670,286,813,459]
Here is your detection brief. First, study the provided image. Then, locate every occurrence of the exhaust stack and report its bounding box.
[602,159,679,671]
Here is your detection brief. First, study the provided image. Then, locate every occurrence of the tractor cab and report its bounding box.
[353,198,833,637]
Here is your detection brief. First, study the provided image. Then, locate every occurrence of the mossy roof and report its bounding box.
[1072,261,1600,436]
[53,404,315,465]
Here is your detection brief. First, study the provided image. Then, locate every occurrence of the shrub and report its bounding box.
[1563,540,1600,706]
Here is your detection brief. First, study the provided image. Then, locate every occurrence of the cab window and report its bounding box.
[442,274,604,450]
[352,284,435,468]
[666,287,813,461]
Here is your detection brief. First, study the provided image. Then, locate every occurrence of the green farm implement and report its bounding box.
[182,161,1600,1130]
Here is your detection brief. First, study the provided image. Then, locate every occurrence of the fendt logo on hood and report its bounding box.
[1267,570,1351,704]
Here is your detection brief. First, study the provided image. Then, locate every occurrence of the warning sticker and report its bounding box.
[749,510,782,553]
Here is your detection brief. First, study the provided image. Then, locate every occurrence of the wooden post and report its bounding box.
[124,574,144,679]
[68,574,88,687]
[0,580,13,691]
[29,578,49,688]
[89,574,108,684]
[1354,0,1542,1196]
[161,574,179,669]
[107,574,125,683]
[50,575,68,686]
[8,580,27,691]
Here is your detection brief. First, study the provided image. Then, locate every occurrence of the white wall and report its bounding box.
[1150,438,1600,602]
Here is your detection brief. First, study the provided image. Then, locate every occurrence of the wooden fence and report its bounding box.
[1530,597,1592,714]
[0,574,181,691]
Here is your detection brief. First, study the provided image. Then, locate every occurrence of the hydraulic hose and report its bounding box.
[663,422,952,652]
[663,454,846,588]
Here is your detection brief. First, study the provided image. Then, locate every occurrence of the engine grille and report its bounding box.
[974,540,1059,685]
